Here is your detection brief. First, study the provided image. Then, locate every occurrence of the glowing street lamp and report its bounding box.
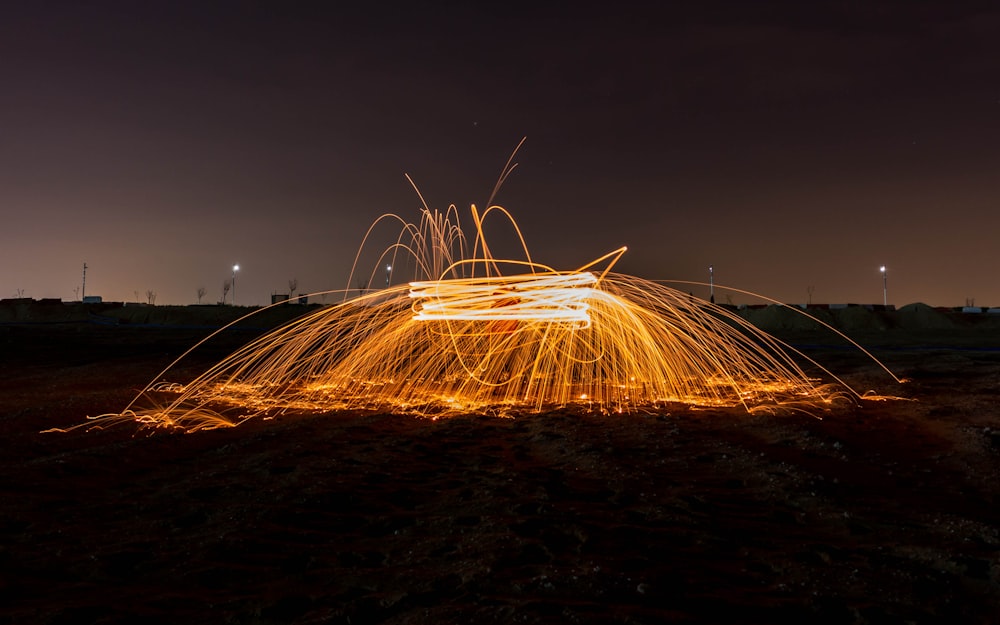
[709,264,714,303]
[386,264,392,289]
[233,264,240,306]
[880,265,887,307]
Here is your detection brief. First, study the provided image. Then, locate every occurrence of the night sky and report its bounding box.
[3,1,998,307]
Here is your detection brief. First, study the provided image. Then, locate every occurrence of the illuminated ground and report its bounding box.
[2,320,998,623]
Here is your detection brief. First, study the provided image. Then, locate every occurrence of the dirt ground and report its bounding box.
[1,322,998,624]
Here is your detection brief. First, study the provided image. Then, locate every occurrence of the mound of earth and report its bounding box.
[894,302,957,331]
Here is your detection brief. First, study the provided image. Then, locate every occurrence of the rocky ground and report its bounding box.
[1,320,998,624]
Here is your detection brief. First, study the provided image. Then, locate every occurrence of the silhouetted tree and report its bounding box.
[197,286,207,304]
[288,278,298,301]
[146,290,156,305]
[222,280,231,304]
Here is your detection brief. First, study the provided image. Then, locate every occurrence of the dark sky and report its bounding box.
[3,1,998,307]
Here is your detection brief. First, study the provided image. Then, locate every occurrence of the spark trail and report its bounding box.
[55,196,901,434]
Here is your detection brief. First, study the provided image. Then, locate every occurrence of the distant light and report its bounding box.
[880,266,885,272]
[232,264,240,306]
[386,264,392,271]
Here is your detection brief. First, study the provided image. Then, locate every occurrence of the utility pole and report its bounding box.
[709,265,714,304]
[82,263,88,301]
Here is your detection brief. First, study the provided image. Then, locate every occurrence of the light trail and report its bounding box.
[54,178,900,432]
[410,271,596,326]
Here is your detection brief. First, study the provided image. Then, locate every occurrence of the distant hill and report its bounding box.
[0,300,321,329]
[3,299,999,347]
[737,303,1000,347]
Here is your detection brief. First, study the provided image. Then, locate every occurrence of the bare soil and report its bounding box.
[1,322,998,624]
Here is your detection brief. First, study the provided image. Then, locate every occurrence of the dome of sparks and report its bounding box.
[68,198,900,433]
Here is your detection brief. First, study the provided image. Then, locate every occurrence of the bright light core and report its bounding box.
[410,272,596,325]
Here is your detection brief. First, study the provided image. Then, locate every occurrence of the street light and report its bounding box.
[386,264,392,289]
[233,264,240,306]
[709,264,714,303]
[880,265,887,307]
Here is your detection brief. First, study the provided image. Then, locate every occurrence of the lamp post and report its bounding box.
[385,264,392,289]
[232,264,240,306]
[709,264,714,303]
[880,265,887,307]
